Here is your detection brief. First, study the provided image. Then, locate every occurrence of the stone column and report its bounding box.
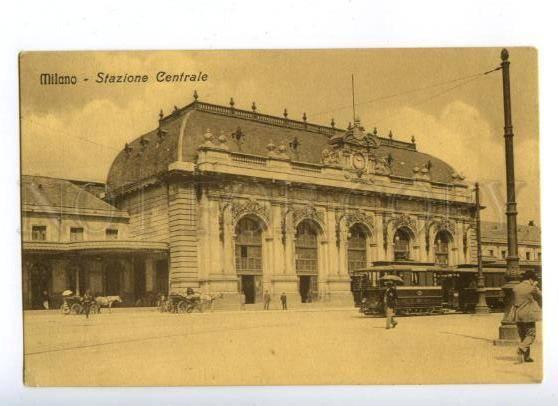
[168,182,199,293]
[417,217,428,262]
[208,199,222,279]
[375,215,386,261]
[145,257,155,293]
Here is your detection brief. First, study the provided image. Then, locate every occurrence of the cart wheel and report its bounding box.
[70,303,81,315]
[186,303,194,313]
[61,304,70,315]
[90,304,100,314]
[177,301,188,313]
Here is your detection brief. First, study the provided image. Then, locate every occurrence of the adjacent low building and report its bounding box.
[21,175,168,309]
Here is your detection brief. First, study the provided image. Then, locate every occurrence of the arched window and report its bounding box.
[295,220,318,273]
[434,231,451,266]
[348,224,367,272]
[235,217,263,272]
[394,228,411,261]
[235,216,264,305]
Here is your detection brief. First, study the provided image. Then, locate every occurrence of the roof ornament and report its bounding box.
[302,112,307,122]
[139,136,149,148]
[159,109,164,120]
[411,135,416,144]
[347,122,352,130]
[331,118,335,128]
[124,142,132,155]
[372,127,378,136]
[173,105,178,112]
[229,97,235,111]
[251,101,257,112]
[388,130,393,140]
[283,108,288,119]
[193,90,199,101]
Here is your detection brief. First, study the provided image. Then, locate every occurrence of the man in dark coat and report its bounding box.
[384,281,398,329]
[513,270,542,363]
[280,292,287,310]
[263,290,271,310]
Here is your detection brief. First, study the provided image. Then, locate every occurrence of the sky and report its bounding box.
[19,48,539,224]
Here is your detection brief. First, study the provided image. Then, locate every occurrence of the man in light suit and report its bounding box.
[512,270,542,363]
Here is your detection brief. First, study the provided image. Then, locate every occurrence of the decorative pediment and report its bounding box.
[231,199,270,226]
[344,210,374,233]
[391,214,417,234]
[292,205,325,229]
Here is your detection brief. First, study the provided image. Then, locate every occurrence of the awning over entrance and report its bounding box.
[22,240,168,255]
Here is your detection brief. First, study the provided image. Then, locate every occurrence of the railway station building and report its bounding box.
[21,95,542,309]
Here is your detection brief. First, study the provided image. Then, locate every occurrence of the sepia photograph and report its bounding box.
[19,48,541,386]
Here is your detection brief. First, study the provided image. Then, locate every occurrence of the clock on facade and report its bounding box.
[352,153,366,170]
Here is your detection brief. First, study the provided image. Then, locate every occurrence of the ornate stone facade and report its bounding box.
[106,98,480,307]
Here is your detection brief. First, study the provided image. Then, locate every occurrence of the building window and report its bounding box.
[235,217,263,272]
[394,228,411,261]
[70,227,84,241]
[106,229,119,240]
[347,224,367,273]
[434,231,451,266]
[488,249,494,257]
[538,252,542,261]
[31,225,47,241]
[526,252,531,261]
[295,220,319,273]
[501,250,506,259]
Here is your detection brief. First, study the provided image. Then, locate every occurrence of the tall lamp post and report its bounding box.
[496,48,521,343]
[474,182,490,314]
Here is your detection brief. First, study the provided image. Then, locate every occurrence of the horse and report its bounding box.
[199,292,223,312]
[94,295,123,313]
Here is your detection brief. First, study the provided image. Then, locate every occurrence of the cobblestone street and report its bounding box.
[23,308,542,386]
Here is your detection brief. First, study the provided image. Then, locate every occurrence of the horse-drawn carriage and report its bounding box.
[60,290,122,315]
[161,288,203,313]
[60,294,99,315]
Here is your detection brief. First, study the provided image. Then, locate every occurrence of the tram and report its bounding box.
[350,261,509,315]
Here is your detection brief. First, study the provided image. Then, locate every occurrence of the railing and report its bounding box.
[235,257,262,271]
[292,162,322,174]
[296,259,317,272]
[231,152,267,167]
[186,101,340,137]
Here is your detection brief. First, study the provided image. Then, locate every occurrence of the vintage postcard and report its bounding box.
[19,48,541,386]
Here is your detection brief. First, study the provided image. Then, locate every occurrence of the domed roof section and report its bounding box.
[106,99,461,193]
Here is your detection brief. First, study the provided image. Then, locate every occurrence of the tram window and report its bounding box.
[411,272,420,286]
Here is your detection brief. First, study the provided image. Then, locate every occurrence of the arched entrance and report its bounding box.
[394,228,412,261]
[29,262,51,309]
[347,223,368,272]
[235,216,264,304]
[295,220,320,303]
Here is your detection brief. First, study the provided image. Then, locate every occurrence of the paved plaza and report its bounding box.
[23,307,542,386]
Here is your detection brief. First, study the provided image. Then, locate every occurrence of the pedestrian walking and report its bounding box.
[384,281,398,329]
[41,289,50,310]
[512,270,542,363]
[82,290,94,319]
[263,290,271,310]
[280,292,287,310]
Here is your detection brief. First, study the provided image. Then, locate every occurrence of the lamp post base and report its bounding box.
[493,282,520,346]
[474,288,490,314]
[494,322,519,346]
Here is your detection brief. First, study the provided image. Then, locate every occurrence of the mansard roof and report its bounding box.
[482,221,541,245]
[22,175,126,217]
[107,99,460,193]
